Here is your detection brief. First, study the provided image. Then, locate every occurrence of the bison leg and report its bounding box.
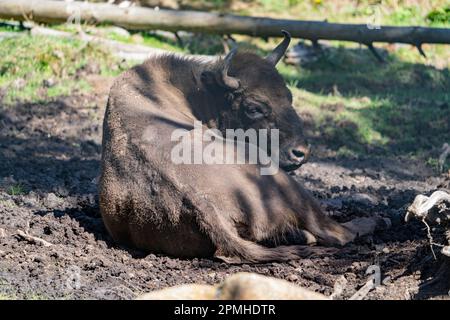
[304,214,391,247]
[289,188,391,247]
[341,217,391,243]
[191,197,335,263]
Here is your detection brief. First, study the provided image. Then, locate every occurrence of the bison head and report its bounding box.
[201,31,310,172]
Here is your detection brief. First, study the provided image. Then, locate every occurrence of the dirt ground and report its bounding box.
[0,75,449,300]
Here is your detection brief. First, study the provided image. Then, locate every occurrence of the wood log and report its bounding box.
[0,25,214,63]
[406,190,450,223]
[0,0,449,46]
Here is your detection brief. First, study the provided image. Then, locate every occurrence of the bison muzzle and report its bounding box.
[99,31,389,263]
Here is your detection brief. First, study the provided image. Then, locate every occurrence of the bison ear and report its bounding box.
[265,30,291,66]
[201,48,240,90]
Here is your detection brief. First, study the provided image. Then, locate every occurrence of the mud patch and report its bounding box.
[0,77,449,299]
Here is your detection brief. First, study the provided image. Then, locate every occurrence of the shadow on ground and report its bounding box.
[284,45,450,162]
[0,48,449,299]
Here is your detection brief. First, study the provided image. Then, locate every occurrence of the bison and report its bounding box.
[99,31,389,263]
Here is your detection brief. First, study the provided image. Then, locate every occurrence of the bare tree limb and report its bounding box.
[0,0,449,46]
[16,229,53,247]
[349,278,375,300]
[406,190,450,222]
[416,43,427,58]
[1,26,214,62]
[30,26,168,61]
[366,43,385,63]
[406,190,450,258]
[439,143,450,173]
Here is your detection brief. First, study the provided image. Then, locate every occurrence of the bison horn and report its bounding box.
[221,48,240,90]
[265,30,291,66]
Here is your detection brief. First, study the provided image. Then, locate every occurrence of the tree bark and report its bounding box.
[0,0,449,46]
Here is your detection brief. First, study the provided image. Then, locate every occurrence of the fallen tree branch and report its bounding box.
[406,190,450,257]
[0,0,449,48]
[439,143,450,173]
[1,25,214,63]
[16,229,53,247]
[31,26,169,61]
[406,190,450,222]
[348,278,375,300]
[367,43,385,63]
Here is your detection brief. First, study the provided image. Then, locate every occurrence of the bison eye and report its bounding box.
[244,105,265,120]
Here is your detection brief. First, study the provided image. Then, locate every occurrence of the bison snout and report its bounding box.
[289,145,311,165]
[279,143,311,172]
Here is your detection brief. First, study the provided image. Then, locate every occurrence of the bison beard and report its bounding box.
[99,32,389,263]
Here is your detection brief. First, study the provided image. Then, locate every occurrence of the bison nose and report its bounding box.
[290,145,310,164]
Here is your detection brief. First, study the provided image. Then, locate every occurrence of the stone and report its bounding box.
[137,272,328,300]
[322,198,343,210]
[218,273,327,300]
[350,193,378,206]
[137,284,216,300]
[287,274,299,282]
[43,193,62,209]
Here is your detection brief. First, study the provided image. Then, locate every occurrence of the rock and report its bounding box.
[442,246,450,257]
[199,259,213,268]
[43,193,62,209]
[137,284,216,300]
[330,186,341,194]
[164,259,179,270]
[241,264,251,271]
[322,198,343,210]
[0,228,7,238]
[137,272,328,300]
[21,192,39,207]
[12,78,26,89]
[349,193,378,206]
[43,78,55,88]
[33,256,45,263]
[363,168,379,179]
[285,41,326,65]
[130,34,144,44]
[139,0,180,10]
[104,26,130,38]
[287,274,299,282]
[218,273,327,300]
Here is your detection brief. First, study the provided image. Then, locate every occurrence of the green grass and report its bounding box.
[0,277,53,300]
[53,23,229,55]
[0,1,449,160]
[6,184,25,196]
[0,289,50,300]
[0,21,24,33]
[220,0,450,27]
[95,28,186,53]
[99,26,225,55]
[278,42,450,157]
[0,293,15,300]
[0,33,121,104]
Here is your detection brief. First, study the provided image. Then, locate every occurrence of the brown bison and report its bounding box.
[99,31,388,263]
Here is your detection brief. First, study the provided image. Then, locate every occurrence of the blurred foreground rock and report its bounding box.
[137,272,328,300]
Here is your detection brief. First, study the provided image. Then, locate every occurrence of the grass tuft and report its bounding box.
[0,34,122,104]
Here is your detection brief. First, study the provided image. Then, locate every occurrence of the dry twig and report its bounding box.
[406,190,450,258]
[16,229,53,247]
[439,143,450,173]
